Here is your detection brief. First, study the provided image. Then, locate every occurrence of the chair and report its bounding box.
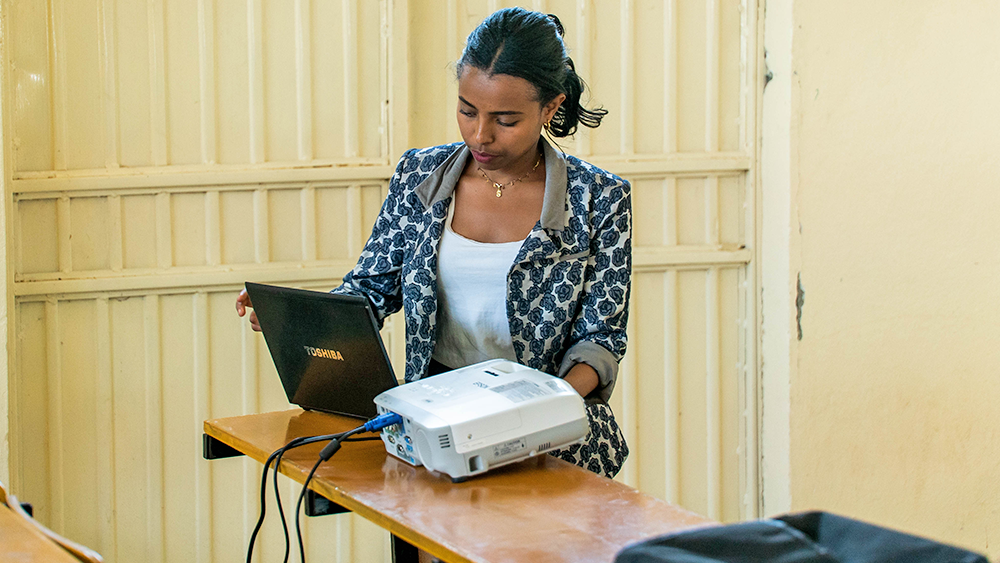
[0,480,104,563]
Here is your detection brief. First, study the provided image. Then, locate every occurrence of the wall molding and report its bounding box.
[12,160,395,195]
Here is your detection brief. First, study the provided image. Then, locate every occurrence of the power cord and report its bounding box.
[247,434,337,563]
[295,413,402,562]
[245,412,402,563]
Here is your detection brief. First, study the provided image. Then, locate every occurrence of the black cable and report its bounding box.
[247,439,300,563]
[295,456,326,563]
[246,434,338,563]
[295,426,368,563]
[273,433,355,563]
[251,432,377,563]
[272,447,291,563]
[249,412,402,563]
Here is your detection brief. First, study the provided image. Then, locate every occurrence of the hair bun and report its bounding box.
[458,7,606,137]
[546,14,565,36]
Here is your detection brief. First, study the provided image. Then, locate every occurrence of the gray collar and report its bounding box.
[413,138,569,231]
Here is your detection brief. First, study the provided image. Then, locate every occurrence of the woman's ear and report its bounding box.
[543,93,566,123]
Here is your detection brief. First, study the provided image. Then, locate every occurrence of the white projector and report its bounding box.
[373,359,588,482]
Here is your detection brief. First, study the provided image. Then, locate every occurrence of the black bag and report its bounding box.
[614,511,989,563]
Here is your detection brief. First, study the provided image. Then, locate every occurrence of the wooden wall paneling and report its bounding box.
[311,0,346,159]
[704,267,722,521]
[142,294,166,563]
[260,0,291,163]
[718,266,741,523]
[44,299,64,531]
[315,184,352,261]
[148,0,169,167]
[220,190,257,265]
[12,301,50,519]
[57,299,101,549]
[267,185,305,263]
[68,197,109,271]
[4,1,758,559]
[8,0,53,172]
[619,0,635,156]
[293,0,313,162]
[300,185,317,261]
[676,269,709,514]
[675,0,708,153]
[587,1,622,156]
[632,0,670,155]
[163,0,204,166]
[15,198,59,274]
[341,0,360,158]
[109,297,150,560]
[719,0,743,152]
[172,193,209,267]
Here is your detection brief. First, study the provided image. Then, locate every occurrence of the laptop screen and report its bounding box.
[245,282,398,419]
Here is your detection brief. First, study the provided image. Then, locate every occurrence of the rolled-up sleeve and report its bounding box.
[558,178,632,402]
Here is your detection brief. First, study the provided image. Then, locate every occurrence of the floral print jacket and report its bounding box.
[333,139,631,402]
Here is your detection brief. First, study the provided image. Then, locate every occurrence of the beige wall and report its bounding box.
[2,1,761,561]
[764,1,1000,558]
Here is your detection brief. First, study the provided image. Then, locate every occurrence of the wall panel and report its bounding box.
[5,0,758,561]
[163,0,204,166]
[625,264,746,522]
[5,1,398,561]
[12,182,387,289]
[11,0,390,176]
[14,291,400,562]
[8,0,53,172]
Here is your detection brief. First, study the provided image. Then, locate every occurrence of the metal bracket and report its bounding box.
[202,434,244,460]
[391,534,419,563]
[304,489,350,517]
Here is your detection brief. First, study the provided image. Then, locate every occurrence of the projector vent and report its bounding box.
[438,434,452,449]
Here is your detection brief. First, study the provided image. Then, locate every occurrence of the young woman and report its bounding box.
[237,7,631,479]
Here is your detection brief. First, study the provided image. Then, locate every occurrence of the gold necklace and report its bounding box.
[478,154,542,198]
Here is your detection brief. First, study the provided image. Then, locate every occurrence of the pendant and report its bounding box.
[494,182,503,198]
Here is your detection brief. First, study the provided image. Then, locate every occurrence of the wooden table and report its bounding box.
[0,504,80,563]
[204,409,714,563]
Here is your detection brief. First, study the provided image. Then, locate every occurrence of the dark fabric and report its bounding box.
[775,512,989,563]
[547,399,628,478]
[614,511,989,563]
[426,358,453,377]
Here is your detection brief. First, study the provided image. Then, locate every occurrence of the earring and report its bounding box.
[543,120,552,131]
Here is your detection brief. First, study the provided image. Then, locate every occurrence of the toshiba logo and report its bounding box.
[303,346,344,361]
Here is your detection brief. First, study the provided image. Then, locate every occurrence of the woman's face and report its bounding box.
[457,66,563,172]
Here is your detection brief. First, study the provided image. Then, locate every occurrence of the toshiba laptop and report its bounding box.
[244,282,398,419]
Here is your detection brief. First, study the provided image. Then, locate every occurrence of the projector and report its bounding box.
[373,359,588,482]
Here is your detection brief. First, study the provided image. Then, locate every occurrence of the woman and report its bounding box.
[237,7,631,478]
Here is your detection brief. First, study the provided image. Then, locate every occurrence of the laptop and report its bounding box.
[244,282,398,419]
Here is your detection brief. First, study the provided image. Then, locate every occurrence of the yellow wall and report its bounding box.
[2,1,761,561]
[766,1,1000,557]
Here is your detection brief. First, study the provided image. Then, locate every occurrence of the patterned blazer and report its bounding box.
[334,139,632,402]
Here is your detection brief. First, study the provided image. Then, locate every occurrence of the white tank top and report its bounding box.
[433,204,524,369]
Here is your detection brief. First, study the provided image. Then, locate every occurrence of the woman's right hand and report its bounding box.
[235,289,262,332]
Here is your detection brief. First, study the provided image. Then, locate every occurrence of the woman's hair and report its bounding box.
[457,7,607,137]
